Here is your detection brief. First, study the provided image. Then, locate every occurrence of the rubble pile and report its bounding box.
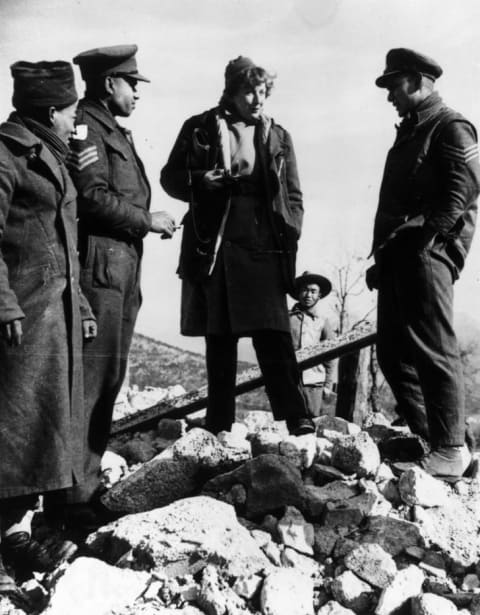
[4,415,480,615]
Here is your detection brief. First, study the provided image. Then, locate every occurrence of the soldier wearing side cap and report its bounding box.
[62,45,176,524]
[368,48,480,480]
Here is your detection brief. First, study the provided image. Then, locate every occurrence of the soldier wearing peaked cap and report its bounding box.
[368,48,480,481]
[60,45,176,526]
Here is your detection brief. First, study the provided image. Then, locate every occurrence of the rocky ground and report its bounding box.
[3,413,480,615]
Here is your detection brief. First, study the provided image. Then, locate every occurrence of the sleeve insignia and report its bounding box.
[66,144,99,172]
[442,142,479,164]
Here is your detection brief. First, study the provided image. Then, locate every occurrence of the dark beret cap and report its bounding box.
[10,60,78,110]
[376,48,443,88]
[225,56,256,84]
[73,44,150,82]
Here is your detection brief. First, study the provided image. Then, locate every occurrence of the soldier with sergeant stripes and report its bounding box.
[368,48,480,481]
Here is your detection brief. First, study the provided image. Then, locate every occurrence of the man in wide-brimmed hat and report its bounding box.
[290,271,335,417]
[369,47,480,481]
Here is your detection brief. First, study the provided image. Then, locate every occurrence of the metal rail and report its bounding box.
[111,324,377,435]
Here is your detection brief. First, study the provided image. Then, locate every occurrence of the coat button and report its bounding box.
[225,240,231,247]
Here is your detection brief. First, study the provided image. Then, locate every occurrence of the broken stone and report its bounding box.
[377,479,401,505]
[316,601,356,614]
[322,500,364,529]
[461,573,480,591]
[378,434,429,462]
[419,551,447,578]
[232,573,263,600]
[376,463,395,482]
[398,467,451,508]
[304,481,359,519]
[156,418,186,440]
[202,454,306,519]
[316,416,359,436]
[411,592,459,614]
[279,434,316,470]
[313,527,340,560]
[43,557,149,615]
[330,569,374,612]
[331,432,381,478]
[119,438,157,464]
[101,457,197,513]
[260,568,314,615]
[87,496,270,579]
[344,544,397,588]
[362,515,422,557]
[217,430,251,455]
[196,564,247,615]
[250,430,282,457]
[413,495,480,567]
[281,547,320,578]
[312,463,352,485]
[375,565,424,615]
[277,506,314,555]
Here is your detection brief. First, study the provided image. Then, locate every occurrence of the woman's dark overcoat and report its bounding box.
[0,117,90,498]
[160,107,303,336]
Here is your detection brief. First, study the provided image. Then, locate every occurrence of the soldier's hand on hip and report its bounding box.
[0,319,23,346]
[150,211,176,238]
[82,318,97,340]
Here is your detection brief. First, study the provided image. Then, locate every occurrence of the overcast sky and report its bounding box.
[1,0,480,359]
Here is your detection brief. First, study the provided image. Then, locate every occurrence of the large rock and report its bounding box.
[330,570,374,612]
[375,565,424,615]
[196,564,248,615]
[277,506,314,555]
[102,457,198,513]
[103,429,249,513]
[411,593,459,614]
[202,454,306,519]
[43,557,149,615]
[413,492,480,567]
[330,433,380,478]
[344,544,397,589]
[278,435,317,470]
[260,568,314,615]
[398,467,451,507]
[362,515,423,556]
[87,496,270,579]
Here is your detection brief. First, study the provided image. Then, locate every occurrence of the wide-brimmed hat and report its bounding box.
[73,44,150,82]
[11,60,78,110]
[375,48,442,88]
[293,271,332,299]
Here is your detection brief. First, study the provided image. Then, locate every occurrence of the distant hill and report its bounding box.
[128,332,269,410]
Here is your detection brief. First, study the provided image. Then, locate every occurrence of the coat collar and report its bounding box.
[78,98,117,132]
[0,118,65,191]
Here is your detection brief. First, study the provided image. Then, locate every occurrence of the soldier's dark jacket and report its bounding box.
[70,99,151,260]
[373,92,480,276]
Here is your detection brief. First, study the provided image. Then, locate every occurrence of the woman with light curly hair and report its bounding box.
[161,56,314,436]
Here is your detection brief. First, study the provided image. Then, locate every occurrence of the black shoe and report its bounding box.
[2,532,77,574]
[287,417,316,436]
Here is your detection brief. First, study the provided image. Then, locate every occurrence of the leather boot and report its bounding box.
[2,531,77,574]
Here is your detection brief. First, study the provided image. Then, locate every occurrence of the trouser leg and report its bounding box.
[377,275,429,441]
[251,330,310,421]
[205,334,238,434]
[303,385,325,417]
[71,262,140,503]
[378,246,464,448]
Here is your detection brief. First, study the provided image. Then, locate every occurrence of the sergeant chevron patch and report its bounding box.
[442,142,479,164]
[66,145,99,171]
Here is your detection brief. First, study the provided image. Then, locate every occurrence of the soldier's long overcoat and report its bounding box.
[0,116,89,498]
